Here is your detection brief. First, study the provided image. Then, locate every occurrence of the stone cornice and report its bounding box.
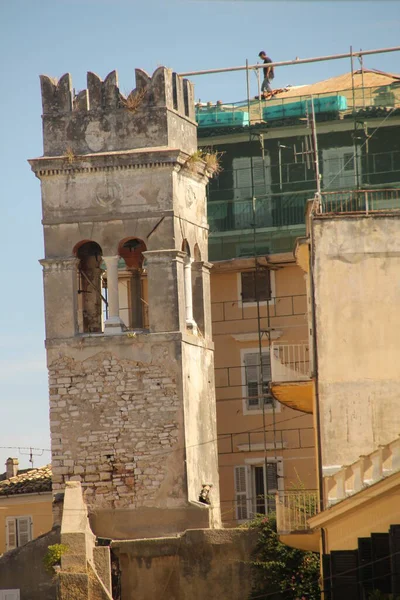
[29,147,193,178]
[39,257,79,272]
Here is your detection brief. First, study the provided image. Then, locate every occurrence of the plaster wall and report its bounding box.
[112,528,258,600]
[322,482,400,552]
[210,262,316,525]
[182,341,221,524]
[313,216,400,469]
[0,493,53,555]
[0,527,59,600]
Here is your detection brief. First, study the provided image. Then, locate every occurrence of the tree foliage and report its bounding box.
[247,515,321,600]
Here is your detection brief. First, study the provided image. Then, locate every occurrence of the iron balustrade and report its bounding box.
[211,293,307,325]
[271,342,312,382]
[208,191,313,233]
[275,490,318,534]
[218,427,315,455]
[319,188,400,214]
[197,83,400,129]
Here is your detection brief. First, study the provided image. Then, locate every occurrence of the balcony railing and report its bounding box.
[197,83,400,131]
[324,435,400,507]
[319,188,400,214]
[208,191,311,233]
[276,490,318,534]
[271,342,311,383]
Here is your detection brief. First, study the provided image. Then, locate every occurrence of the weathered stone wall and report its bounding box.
[39,68,196,157]
[49,341,183,511]
[47,333,220,539]
[0,527,59,600]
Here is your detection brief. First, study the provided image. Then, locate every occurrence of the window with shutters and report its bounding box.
[240,270,272,304]
[234,460,282,522]
[242,350,274,413]
[322,146,361,190]
[5,516,32,551]
[232,156,272,229]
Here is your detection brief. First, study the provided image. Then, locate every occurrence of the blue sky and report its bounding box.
[0,0,399,471]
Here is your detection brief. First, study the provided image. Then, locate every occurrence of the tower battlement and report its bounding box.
[40,67,196,156]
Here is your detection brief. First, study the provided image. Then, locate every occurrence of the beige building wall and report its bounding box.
[210,257,316,525]
[313,216,400,472]
[0,493,53,554]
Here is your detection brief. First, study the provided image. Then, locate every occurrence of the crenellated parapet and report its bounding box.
[39,67,196,157]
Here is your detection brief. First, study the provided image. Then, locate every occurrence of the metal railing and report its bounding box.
[319,188,400,214]
[212,293,307,325]
[218,427,315,455]
[271,342,311,382]
[197,83,400,130]
[276,490,318,534]
[208,191,311,233]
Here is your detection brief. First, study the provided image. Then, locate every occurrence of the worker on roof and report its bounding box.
[259,51,274,97]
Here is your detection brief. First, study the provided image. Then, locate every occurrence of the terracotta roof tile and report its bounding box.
[272,69,400,100]
[0,465,52,496]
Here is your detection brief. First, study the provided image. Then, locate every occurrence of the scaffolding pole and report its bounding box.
[179,45,400,77]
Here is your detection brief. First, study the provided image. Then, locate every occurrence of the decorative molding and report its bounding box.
[94,180,122,208]
[232,330,283,343]
[39,258,79,272]
[237,442,286,452]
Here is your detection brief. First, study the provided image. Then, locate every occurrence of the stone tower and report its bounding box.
[29,67,221,539]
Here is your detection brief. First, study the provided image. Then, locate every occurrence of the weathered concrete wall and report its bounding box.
[182,341,221,525]
[112,528,258,600]
[58,481,112,600]
[0,527,60,600]
[313,216,400,471]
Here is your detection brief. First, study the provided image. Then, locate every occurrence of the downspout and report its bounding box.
[308,206,327,567]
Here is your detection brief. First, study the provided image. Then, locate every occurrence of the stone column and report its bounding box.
[192,261,213,340]
[143,249,186,333]
[103,255,125,335]
[40,257,80,339]
[184,257,196,331]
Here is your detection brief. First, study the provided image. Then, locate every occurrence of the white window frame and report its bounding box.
[0,591,20,600]
[237,270,276,308]
[240,348,280,416]
[234,458,284,522]
[5,516,32,551]
[322,145,362,191]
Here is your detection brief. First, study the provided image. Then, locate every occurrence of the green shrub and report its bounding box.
[246,514,321,599]
[43,543,69,573]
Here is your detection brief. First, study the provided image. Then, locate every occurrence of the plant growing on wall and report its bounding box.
[43,543,69,573]
[246,515,320,600]
[185,149,224,178]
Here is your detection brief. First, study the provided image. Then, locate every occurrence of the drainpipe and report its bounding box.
[309,210,326,566]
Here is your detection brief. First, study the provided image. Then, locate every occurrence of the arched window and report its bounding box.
[182,240,196,331]
[75,241,104,333]
[118,238,148,329]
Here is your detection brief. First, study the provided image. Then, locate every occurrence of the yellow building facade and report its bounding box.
[0,461,52,555]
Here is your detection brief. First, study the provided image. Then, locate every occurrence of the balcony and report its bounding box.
[270,343,315,414]
[276,490,320,552]
[324,435,400,508]
[319,187,400,215]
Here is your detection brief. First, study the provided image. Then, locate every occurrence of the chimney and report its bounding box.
[5,458,19,479]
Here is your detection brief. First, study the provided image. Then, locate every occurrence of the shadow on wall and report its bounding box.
[0,526,60,600]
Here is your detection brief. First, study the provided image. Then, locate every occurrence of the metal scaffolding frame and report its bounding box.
[189,44,400,523]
